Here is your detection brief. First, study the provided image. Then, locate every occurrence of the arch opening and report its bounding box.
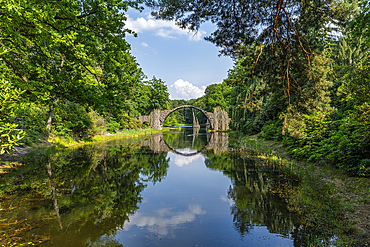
[161,105,213,129]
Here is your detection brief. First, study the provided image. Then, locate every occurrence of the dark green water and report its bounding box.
[1,127,323,246]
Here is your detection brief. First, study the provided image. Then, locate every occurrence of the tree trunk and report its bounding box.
[46,55,65,138]
[46,96,57,137]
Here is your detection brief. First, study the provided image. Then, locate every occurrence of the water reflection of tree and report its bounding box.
[163,127,208,151]
[0,141,170,246]
[204,151,325,246]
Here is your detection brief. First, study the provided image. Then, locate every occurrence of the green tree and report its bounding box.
[329,29,369,108]
[169,99,188,124]
[351,0,370,48]
[0,0,143,136]
[203,83,231,112]
[132,76,170,116]
[145,0,353,135]
[0,48,25,154]
[145,0,346,55]
[0,79,25,154]
[146,76,170,112]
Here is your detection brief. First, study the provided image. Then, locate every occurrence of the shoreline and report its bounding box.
[0,128,167,173]
[1,129,369,245]
[236,134,370,246]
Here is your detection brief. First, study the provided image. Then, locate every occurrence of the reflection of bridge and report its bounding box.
[138,105,230,131]
[141,131,229,156]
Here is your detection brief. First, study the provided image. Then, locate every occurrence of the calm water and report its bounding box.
[1,127,314,246]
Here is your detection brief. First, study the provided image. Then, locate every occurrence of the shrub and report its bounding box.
[106,120,120,133]
[169,118,179,126]
[257,119,284,141]
[52,100,93,139]
[13,103,48,146]
[88,111,107,135]
[163,117,171,127]
[118,113,141,129]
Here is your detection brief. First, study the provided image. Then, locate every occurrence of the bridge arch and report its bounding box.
[162,140,207,156]
[141,131,229,156]
[139,105,229,131]
[161,105,213,129]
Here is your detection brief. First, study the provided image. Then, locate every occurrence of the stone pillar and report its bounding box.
[213,106,230,131]
[206,112,214,130]
[149,109,162,130]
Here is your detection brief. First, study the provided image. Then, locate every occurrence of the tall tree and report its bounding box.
[145,0,354,132]
[146,76,170,111]
[0,0,143,135]
[351,0,370,48]
[132,76,170,116]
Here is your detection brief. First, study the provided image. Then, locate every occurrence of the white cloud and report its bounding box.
[125,14,206,41]
[170,79,206,100]
[173,153,204,167]
[123,205,206,237]
[141,42,148,47]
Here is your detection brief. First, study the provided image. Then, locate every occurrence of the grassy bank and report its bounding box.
[0,128,167,174]
[232,133,370,246]
[49,128,166,147]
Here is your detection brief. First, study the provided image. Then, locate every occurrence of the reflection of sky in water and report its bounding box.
[220,195,234,206]
[123,205,206,237]
[173,153,204,167]
[113,149,295,246]
[173,147,200,154]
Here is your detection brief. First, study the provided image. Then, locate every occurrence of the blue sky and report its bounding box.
[125,8,234,100]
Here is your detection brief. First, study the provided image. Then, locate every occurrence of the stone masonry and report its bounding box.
[139,105,230,131]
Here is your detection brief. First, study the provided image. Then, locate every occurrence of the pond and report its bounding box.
[0,127,330,246]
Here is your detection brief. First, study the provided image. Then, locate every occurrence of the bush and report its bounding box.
[280,111,370,177]
[118,113,141,129]
[52,100,93,139]
[142,122,149,129]
[106,120,120,133]
[257,119,284,140]
[169,118,179,126]
[88,111,107,134]
[13,103,49,146]
[163,117,171,127]
[257,106,370,177]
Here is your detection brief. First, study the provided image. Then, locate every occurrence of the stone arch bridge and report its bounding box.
[138,105,230,131]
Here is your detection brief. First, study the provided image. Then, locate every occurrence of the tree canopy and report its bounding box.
[0,0,173,147]
[0,0,143,111]
[144,0,354,125]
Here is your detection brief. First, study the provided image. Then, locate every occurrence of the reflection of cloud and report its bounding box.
[220,195,234,206]
[173,153,205,167]
[124,205,206,237]
[170,79,206,100]
[175,148,199,154]
[125,14,206,41]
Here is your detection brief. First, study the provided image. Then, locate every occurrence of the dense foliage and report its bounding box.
[0,79,25,153]
[0,0,171,148]
[145,0,370,177]
[1,0,369,178]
